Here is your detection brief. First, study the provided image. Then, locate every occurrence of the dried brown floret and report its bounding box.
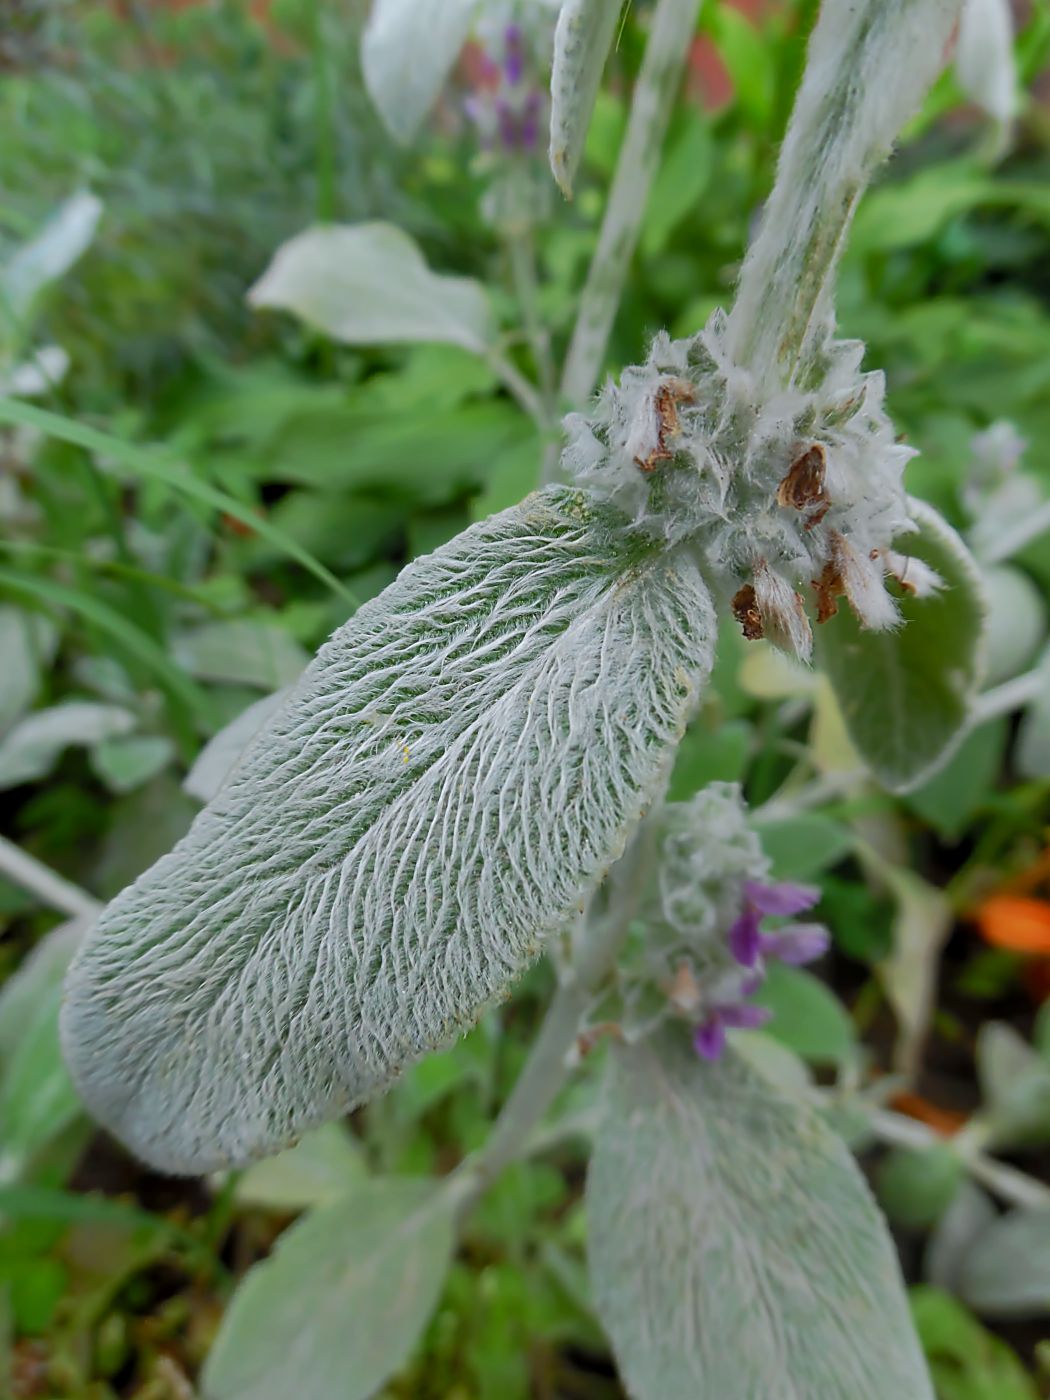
[777,443,831,529]
[732,583,765,640]
[634,377,696,474]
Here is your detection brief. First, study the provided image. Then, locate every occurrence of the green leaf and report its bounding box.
[63,488,716,1173]
[667,717,751,798]
[1017,646,1050,780]
[173,621,307,691]
[249,223,494,354]
[926,1181,997,1291]
[819,500,987,791]
[0,400,354,607]
[958,1209,1050,1319]
[234,1123,367,1212]
[587,1035,933,1400]
[910,1286,1039,1400]
[904,720,1007,842]
[981,566,1046,686]
[0,918,87,1062]
[641,110,714,258]
[0,571,212,748]
[549,0,624,197]
[0,701,136,791]
[89,735,175,795]
[202,1177,457,1400]
[361,0,479,146]
[876,1145,963,1230]
[977,1022,1050,1149]
[0,606,58,736]
[752,962,856,1065]
[752,812,852,880]
[0,985,81,1183]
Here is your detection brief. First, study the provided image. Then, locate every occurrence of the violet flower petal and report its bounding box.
[693,1016,727,1060]
[719,1002,773,1031]
[743,879,821,918]
[728,907,762,967]
[760,922,830,966]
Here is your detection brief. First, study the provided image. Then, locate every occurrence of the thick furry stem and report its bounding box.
[728,0,961,392]
[558,0,705,418]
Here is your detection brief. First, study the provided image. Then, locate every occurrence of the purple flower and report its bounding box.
[728,879,822,968]
[693,880,830,1063]
[760,922,830,965]
[693,1002,772,1061]
[503,24,525,84]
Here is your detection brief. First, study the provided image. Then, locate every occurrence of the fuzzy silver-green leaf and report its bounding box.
[62,487,714,1173]
[587,1033,933,1400]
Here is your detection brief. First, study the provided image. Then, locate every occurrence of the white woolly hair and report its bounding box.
[563,313,923,661]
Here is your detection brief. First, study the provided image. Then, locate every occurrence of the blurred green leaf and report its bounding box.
[876,1145,963,1230]
[911,1286,1038,1400]
[753,963,855,1066]
[752,812,852,880]
[203,1177,457,1400]
[234,1124,367,1213]
[820,501,986,791]
[904,720,1007,842]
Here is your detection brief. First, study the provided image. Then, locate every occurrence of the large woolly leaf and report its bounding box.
[202,1177,456,1400]
[587,1033,933,1400]
[62,488,714,1174]
[819,500,986,791]
[361,0,478,146]
[249,222,494,354]
[549,0,623,197]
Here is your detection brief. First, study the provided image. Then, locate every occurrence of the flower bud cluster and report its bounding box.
[563,311,943,660]
[616,784,830,1057]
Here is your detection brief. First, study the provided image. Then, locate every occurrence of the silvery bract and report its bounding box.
[62,490,715,1172]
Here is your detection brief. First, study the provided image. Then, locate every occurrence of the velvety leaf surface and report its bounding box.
[549,0,623,197]
[587,1033,933,1400]
[202,1177,456,1400]
[819,499,986,791]
[249,222,494,354]
[62,488,714,1173]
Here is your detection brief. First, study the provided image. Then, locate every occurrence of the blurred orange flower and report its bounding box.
[974,894,1050,955]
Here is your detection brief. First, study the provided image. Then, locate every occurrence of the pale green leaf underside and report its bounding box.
[958,1208,1050,1319]
[248,222,494,354]
[819,499,987,791]
[361,0,478,146]
[549,0,624,197]
[202,1177,455,1400]
[62,488,714,1173]
[587,1033,933,1400]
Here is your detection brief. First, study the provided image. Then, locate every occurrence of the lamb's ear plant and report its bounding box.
[57,0,994,1394]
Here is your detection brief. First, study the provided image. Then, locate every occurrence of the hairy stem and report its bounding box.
[557,0,704,420]
[0,835,101,920]
[509,228,556,408]
[728,0,961,391]
[457,827,653,1206]
[972,665,1043,724]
